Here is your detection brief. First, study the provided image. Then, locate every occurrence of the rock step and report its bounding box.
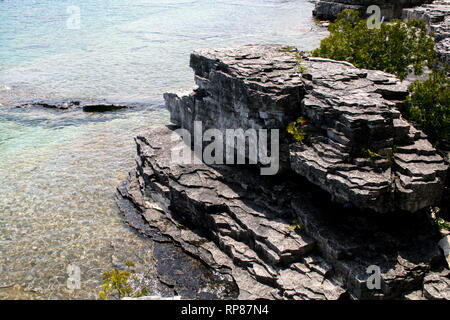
[166,45,447,213]
[136,131,315,269]
[134,127,444,299]
[118,142,347,299]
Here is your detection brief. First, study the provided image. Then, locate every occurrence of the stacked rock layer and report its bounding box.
[116,44,450,300]
[165,44,447,213]
[117,126,443,299]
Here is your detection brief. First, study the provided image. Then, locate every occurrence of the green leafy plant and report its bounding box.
[311,9,436,80]
[437,215,450,231]
[289,219,304,232]
[360,147,381,159]
[99,261,147,300]
[386,146,397,167]
[287,117,307,144]
[295,53,308,73]
[402,68,449,151]
[281,46,307,73]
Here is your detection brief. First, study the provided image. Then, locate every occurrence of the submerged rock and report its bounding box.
[16,99,136,112]
[164,44,447,213]
[117,125,444,299]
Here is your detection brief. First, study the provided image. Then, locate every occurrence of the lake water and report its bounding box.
[0,0,327,299]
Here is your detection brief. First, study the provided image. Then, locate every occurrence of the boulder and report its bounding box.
[164,44,448,213]
[116,125,443,299]
[438,236,450,268]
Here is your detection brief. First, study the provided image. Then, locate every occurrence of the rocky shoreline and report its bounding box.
[312,0,425,21]
[116,44,450,299]
[313,0,450,66]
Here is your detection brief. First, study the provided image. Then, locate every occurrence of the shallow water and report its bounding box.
[0,0,327,299]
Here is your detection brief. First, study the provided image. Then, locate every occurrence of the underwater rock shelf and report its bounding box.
[117,44,449,299]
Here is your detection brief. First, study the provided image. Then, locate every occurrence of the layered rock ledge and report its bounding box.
[117,44,449,299]
[312,0,425,21]
[117,125,445,299]
[164,44,447,213]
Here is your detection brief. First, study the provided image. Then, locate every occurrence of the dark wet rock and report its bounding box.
[16,99,81,110]
[116,125,444,299]
[312,0,425,21]
[403,1,450,67]
[82,103,130,112]
[164,44,447,213]
[116,185,239,299]
[16,99,135,112]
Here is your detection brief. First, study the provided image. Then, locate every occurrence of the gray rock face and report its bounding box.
[403,1,450,67]
[116,125,443,299]
[313,0,425,21]
[164,44,447,213]
[439,236,450,268]
[165,44,306,171]
[292,58,447,213]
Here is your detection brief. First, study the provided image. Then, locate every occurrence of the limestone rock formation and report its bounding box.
[403,1,450,66]
[312,0,425,21]
[116,125,444,299]
[164,44,447,213]
[117,44,450,299]
[292,58,447,213]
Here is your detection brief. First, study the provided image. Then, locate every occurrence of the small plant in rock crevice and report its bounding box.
[289,219,304,233]
[287,117,307,144]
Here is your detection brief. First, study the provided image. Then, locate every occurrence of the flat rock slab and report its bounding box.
[116,125,444,299]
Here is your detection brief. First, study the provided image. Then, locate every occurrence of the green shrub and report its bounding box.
[287,117,307,144]
[402,69,449,150]
[311,9,436,80]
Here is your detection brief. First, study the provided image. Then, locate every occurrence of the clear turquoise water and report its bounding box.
[0,0,326,299]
